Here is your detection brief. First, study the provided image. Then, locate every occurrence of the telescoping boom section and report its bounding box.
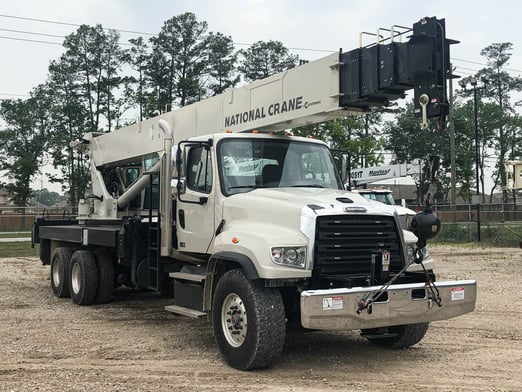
[86,16,454,167]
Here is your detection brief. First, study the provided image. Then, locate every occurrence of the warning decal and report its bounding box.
[451,287,465,301]
[322,296,343,310]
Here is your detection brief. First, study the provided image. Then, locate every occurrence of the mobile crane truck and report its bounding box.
[32,17,476,370]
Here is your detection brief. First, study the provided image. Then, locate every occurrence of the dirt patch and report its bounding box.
[0,245,520,391]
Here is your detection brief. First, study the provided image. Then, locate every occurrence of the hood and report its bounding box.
[393,205,417,216]
[221,188,398,229]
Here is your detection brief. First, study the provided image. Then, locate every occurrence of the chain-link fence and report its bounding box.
[2,204,522,246]
[415,203,522,247]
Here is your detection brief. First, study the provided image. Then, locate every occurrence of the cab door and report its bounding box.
[176,145,215,254]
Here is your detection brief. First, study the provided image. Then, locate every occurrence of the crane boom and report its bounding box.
[350,163,422,186]
[83,16,454,167]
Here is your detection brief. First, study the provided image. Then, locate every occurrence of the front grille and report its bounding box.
[313,215,404,278]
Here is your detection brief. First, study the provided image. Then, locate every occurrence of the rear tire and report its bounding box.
[50,247,72,298]
[93,249,114,304]
[212,269,286,370]
[69,250,98,305]
[362,322,429,348]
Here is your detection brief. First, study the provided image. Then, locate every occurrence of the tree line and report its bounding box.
[1,12,521,207]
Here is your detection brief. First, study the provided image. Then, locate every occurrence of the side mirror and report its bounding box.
[176,179,186,195]
[341,153,351,190]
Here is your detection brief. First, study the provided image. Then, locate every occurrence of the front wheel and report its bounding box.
[212,269,286,370]
[361,322,430,348]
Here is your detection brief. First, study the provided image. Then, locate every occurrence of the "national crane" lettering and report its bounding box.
[224,96,303,127]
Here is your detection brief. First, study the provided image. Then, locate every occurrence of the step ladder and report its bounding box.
[165,271,207,318]
[146,172,160,290]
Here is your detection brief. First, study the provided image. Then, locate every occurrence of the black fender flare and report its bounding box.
[204,252,260,311]
[208,251,260,280]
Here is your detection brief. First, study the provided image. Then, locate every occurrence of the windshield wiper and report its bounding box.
[290,184,325,188]
[227,185,259,193]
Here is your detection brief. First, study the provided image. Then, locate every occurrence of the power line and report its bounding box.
[0,28,133,46]
[453,58,488,66]
[0,35,62,45]
[0,13,335,53]
[1,14,520,73]
[0,27,66,39]
[234,41,335,53]
[5,13,522,64]
[455,65,482,73]
[455,70,474,76]
[453,57,522,74]
[0,13,156,36]
[0,31,328,52]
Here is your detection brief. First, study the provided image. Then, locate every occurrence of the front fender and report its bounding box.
[212,223,311,280]
[209,251,260,280]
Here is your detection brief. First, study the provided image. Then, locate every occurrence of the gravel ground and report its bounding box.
[0,245,520,391]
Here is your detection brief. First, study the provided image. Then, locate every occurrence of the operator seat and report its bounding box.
[262,164,282,186]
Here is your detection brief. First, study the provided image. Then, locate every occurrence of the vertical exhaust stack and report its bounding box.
[159,119,173,256]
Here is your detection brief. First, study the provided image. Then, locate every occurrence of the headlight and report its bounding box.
[407,244,430,262]
[271,246,306,269]
[407,244,415,261]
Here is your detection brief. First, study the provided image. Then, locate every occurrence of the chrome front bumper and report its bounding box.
[300,280,476,330]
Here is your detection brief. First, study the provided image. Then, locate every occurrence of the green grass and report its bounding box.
[0,241,39,258]
[0,232,31,239]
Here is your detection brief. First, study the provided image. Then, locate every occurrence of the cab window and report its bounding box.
[186,146,212,193]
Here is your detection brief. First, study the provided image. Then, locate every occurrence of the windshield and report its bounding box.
[218,138,343,195]
[360,192,395,205]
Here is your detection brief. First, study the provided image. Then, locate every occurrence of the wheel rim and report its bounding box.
[221,293,248,348]
[71,262,81,295]
[52,258,62,287]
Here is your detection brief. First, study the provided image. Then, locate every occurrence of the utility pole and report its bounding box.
[449,64,457,212]
[459,77,488,242]
[472,81,481,201]
[459,77,488,204]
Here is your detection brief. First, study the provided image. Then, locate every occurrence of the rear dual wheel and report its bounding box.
[93,249,114,304]
[50,247,72,298]
[69,249,114,305]
[70,250,98,305]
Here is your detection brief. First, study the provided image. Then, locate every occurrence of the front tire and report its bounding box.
[50,247,72,298]
[361,322,430,348]
[69,250,98,305]
[212,269,286,370]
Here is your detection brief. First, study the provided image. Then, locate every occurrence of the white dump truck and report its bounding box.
[33,17,476,370]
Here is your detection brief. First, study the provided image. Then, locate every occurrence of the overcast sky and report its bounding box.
[1,0,521,97]
[1,0,521,193]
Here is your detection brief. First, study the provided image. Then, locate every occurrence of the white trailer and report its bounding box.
[33,17,475,370]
